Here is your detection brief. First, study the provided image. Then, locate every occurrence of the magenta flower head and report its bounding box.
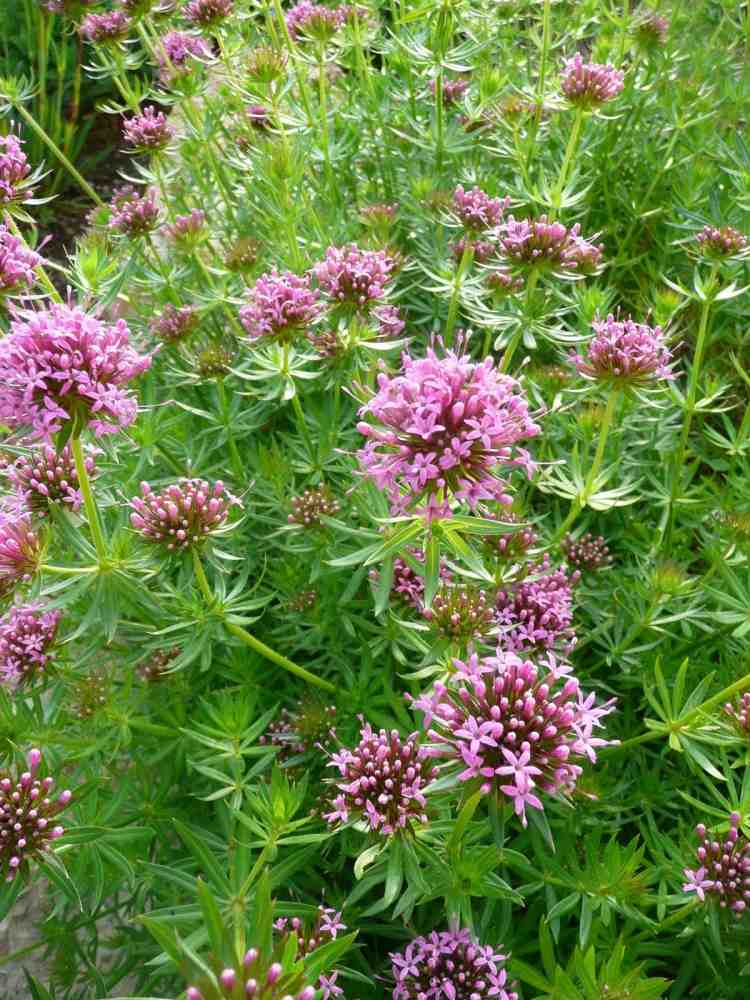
[314,243,396,311]
[186,949,316,1000]
[108,185,160,237]
[4,443,95,514]
[451,237,495,264]
[683,813,750,918]
[240,270,321,344]
[573,313,673,386]
[562,532,612,572]
[0,603,61,689]
[695,224,748,260]
[0,505,43,598]
[422,585,496,644]
[159,31,212,81]
[412,650,615,826]
[165,209,206,248]
[0,224,42,298]
[452,185,509,234]
[0,135,34,208]
[494,555,580,654]
[152,304,199,344]
[635,10,669,48]
[374,303,405,339]
[356,345,540,517]
[372,547,452,611]
[324,720,437,834]
[498,215,603,275]
[560,53,624,108]
[483,510,538,561]
[0,749,72,881]
[129,478,241,551]
[80,10,131,43]
[0,303,151,439]
[184,0,233,28]
[288,484,341,527]
[122,106,174,152]
[286,2,348,41]
[724,694,750,738]
[431,77,470,105]
[391,927,518,1000]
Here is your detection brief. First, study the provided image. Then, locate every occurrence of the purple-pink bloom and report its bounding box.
[452,184,509,233]
[356,345,540,516]
[562,532,612,572]
[0,303,151,439]
[0,604,61,689]
[498,215,603,274]
[165,209,206,246]
[129,478,241,551]
[0,749,71,881]
[314,244,397,310]
[371,547,452,611]
[0,504,42,598]
[724,693,750,737]
[240,270,322,343]
[696,224,747,259]
[495,555,580,654]
[324,720,436,835]
[411,649,615,826]
[246,104,273,130]
[483,510,538,560]
[390,927,517,1000]
[373,303,405,339]
[0,224,42,297]
[0,135,33,207]
[430,77,470,105]
[183,0,233,27]
[573,313,673,385]
[286,2,348,40]
[3,443,95,513]
[159,31,212,80]
[152,304,199,343]
[683,813,750,917]
[108,185,160,237]
[635,10,669,47]
[560,53,624,107]
[80,10,131,42]
[122,106,174,151]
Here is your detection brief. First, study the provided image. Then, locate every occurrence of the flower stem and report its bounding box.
[317,44,334,193]
[434,65,445,171]
[525,0,551,168]
[291,391,315,464]
[445,240,473,347]
[500,270,539,373]
[549,106,584,219]
[216,380,244,482]
[71,436,108,562]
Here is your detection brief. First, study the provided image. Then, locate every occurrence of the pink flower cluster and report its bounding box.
[452,237,495,264]
[122,106,174,151]
[683,813,750,917]
[422,585,495,643]
[159,31,212,80]
[696,224,747,259]
[498,216,602,274]
[0,303,151,438]
[356,346,540,516]
[240,270,321,343]
[484,510,538,561]
[495,556,580,654]
[390,927,518,1000]
[412,650,615,825]
[562,532,612,572]
[314,244,396,310]
[325,720,437,834]
[166,209,206,245]
[4,443,95,513]
[574,314,673,384]
[0,604,61,689]
[81,10,131,42]
[108,186,160,237]
[275,907,347,998]
[377,548,452,610]
[186,953,315,1000]
[0,506,42,598]
[0,225,42,297]
[560,53,624,107]
[129,479,240,551]
[431,77,470,105]
[724,694,750,737]
[288,484,341,527]
[184,0,233,26]
[0,135,32,207]
[0,749,71,881]
[152,304,199,343]
[452,185,509,233]
[635,10,669,46]
[286,2,350,40]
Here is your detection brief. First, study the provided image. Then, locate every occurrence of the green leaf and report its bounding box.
[196,877,226,962]
[173,820,231,894]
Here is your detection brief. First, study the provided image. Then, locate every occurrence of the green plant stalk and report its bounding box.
[549,106,584,218]
[317,45,334,194]
[216,380,244,482]
[37,9,49,139]
[71,435,108,562]
[434,64,445,171]
[291,391,315,464]
[12,102,104,207]
[555,386,620,540]
[273,0,314,125]
[617,0,631,64]
[445,240,473,346]
[500,270,540,373]
[525,0,551,167]
[41,563,99,576]
[191,549,334,692]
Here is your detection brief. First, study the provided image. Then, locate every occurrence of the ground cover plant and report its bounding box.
[1,0,750,996]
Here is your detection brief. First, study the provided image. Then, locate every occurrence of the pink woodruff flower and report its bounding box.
[635,10,669,47]
[324,721,437,834]
[696,224,748,259]
[240,270,321,343]
[165,209,206,247]
[0,506,43,598]
[562,532,612,572]
[573,314,673,385]
[80,10,131,42]
[275,909,347,1000]
[452,185,509,233]
[288,484,341,527]
[0,749,71,881]
[451,237,495,264]
[0,135,33,207]
[158,31,212,80]
[122,106,174,151]
[486,269,524,297]
[360,202,398,229]
[390,927,518,1000]
[498,215,603,275]
[724,694,750,737]
[0,225,42,297]
[286,2,348,41]
[0,604,61,689]
[314,244,397,310]
[431,77,470,105]
[560,53,624,108]
[412,650,615,826]
[186,951,316,1000]
[683,813,750,917]
[0,303,151,439]
[129,479,240,551]
[4,443,95,513]
[495,555,580,654]
[108,185,160,237]
[184,0,233,27]
[422,585,496,643]
[356,346,540,516]
[152,304,199,343]
[484,510,538,561]
[374,303,406,338]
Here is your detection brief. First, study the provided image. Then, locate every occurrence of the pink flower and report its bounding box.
[159,31,212,81]
[683,813,750,917]
[122,107,174,151]
[498,215,603,274]
[314,244,397,310]
[240,270,322,343]
[430,77,470,105]
[452,184,509,233]
[184,0,233,27]
[80,10,131,42]
[3,442,95,513]
[286,2,349,40]
[108,185,160,237]
[495,555,580,653]
[560,53,624,107]
[696,224,747,259]
[0,224,42,296]
[129,479,241,551]
[0,604,61,689]
[0,135,34,207]
[573,313,673,385]
[152,304,199,343]
[0,505,42,598]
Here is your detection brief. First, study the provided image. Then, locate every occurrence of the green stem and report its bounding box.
[500,270,540,373]
[434,64,445,171]
[72,436,108,561]
[317,45,334,193]
[445,240,473,346]
[41,563,99,576]
[217,380,244,482]
[549,107,584,219]
[525,0,551,168]
[191,546,214,604]
[12,102,104,206]
[291,391,315,464]
[273,0,314,125]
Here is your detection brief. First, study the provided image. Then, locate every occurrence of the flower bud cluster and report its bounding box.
[130,479,240,550]
[683,813,750,917]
